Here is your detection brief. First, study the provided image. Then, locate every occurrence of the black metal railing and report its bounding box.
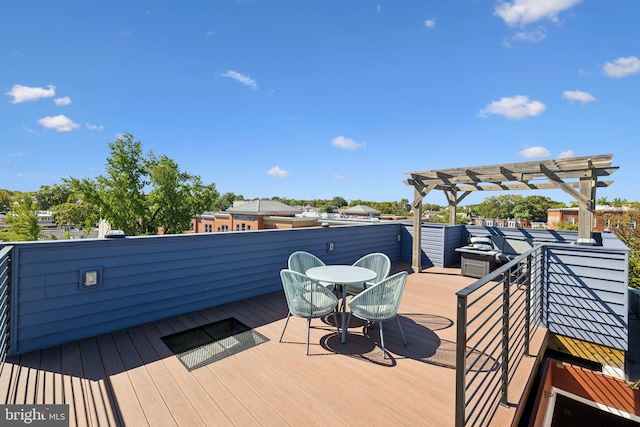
[455,245,545,427]
[0,245,12,375]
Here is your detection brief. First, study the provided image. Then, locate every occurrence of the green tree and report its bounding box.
[51,199,100,232]
[318,204,334,213]
[34,183,73,210]
[611,197,628,207]
[556,221,579,231]
[473,195,521,219]
[601,209,640,289]
[211,192,241,211]
[2,198,42,241]
[147,155,219,234]
[330,196,348,208]
[473,195,564,222]
[0,190,11,212]
[71,133,219,236]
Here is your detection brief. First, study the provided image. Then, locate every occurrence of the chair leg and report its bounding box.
[279,311,292,342]
[379,321,386,358]
[334,311,340,335]
[306,317,311,355]
[396,315,407,346]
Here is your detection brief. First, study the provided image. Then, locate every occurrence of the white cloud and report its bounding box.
[37,115,80,132]
[602,56,640,78]
[557,150,576,159]
[331,136,366,150]
[424,18,437,29]
[54,96,71,106]
[376,5,381,13]
[519,146,551,158]
[562,90,596,103]
[266,166,291,178]
[22,125,39,135]
[333,174,346,181]
[219,70,258,89]
[86,123,104,131]
[495,0,582,27]
[477,95,546,120]
[512,29,547,43]
[6,84,55,104]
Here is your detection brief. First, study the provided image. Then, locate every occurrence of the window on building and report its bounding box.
[568,217,575,224]
[190,223,194,230]
[236,224,240,231]
[204,224,212,232]
[241,223,246,231]
[247,225,251,230]
[605,219,611,227]
[221,225,228,232]
[630,221,637,230]
[217,227,220,232]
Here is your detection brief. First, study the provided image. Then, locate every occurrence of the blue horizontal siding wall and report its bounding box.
[544,242,629,351]
[400,222,463,268]
[6,222,403,355]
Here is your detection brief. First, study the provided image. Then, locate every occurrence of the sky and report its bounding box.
[1,0,639,206]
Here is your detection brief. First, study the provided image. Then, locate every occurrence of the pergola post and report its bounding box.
[578,176,596,242]
[448,191,457,226]
[412,188,423,273]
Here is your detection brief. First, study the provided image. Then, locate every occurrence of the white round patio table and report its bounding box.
[306,265,377,344]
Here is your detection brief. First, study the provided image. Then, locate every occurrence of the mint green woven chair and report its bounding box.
[279,269,339,355]
[288,251,334,290]
[345,252,391,297]
[347,271,408,358]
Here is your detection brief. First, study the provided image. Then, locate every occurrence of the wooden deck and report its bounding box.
[0,264,545,426]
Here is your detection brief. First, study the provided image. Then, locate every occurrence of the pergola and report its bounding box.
[404,154,618,272]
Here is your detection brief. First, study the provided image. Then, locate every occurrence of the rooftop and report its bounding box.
[0,220,634,426]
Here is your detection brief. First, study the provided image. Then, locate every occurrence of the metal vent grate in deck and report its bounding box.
[161,318,269,371]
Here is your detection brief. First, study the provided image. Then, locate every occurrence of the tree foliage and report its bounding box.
[0,190,12,212]
[147,155,219,234]
[471,195,565,222]
[1,197,42,242]
[211,192,242,212]
[34,183,72,210]
[51,199,100,232]
[330,196,348,208]
[70,133,218,236]
[601,209,640,289]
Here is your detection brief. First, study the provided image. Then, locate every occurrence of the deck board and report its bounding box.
[0,264,545,427]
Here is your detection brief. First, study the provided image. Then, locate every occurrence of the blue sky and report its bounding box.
[1,1,638,206]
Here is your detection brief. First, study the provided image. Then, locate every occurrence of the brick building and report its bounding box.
[547,206,637,232]
[189,200,318,233]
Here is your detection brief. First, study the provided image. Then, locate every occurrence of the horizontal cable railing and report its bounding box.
[0,246,12,375]
[455,245,545,427]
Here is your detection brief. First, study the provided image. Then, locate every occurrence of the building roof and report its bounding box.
[225,199,302,215]
[342,204,380,215]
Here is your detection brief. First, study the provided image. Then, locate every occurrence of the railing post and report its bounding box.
[539,246,546,327]
[525,255,532,356]
[0,246,13,375]
[455,293,468,427]
[501,270,510,406]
